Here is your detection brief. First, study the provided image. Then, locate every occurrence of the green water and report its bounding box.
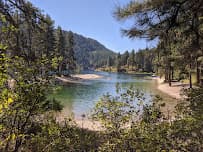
[51,71,172,118]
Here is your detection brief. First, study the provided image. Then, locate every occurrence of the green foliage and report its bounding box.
[0,0,202,151]
[115,0,203,87]
[0,1,63,151]
[27,116,102,152]
[66,31,76,72]
[91,86,203,151]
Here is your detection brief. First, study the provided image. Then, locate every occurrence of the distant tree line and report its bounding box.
[113,48,155,73]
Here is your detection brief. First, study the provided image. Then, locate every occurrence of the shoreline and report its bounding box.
[55,74,189,130]
[56,113,103,131]
[71,74,103,79]
[76,78,189,130]
[156,77,189,99]
[55,74,103,84]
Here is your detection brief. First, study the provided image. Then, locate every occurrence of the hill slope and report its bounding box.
[64,31,116,69]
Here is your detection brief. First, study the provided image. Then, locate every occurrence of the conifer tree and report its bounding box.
[66,31,76,74]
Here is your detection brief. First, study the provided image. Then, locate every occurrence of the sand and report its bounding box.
[56,113,103,131]
[71,74,103,79]
[55,74,103,85]
[55,76,83,84]
[75,119,103,131]
[157,77,189,99]
[56,74,103,84]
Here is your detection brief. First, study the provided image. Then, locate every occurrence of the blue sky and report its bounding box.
[29,0,157,53]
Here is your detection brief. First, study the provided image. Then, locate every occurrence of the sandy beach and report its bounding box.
[71,74,103,79]
[156,77,189,99]
[55,74,103,84]
[55,76,83,84]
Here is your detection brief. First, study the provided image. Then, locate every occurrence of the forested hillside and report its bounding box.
[64,31,116,69]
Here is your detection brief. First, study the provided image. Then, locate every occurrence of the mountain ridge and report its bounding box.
[64,31,116,69]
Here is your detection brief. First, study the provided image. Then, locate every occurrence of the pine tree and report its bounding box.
[116,52,121,72]
[128,50,135,70]
[121,50,129,66]
[56,26,66,75]
[43,15,56,58]
[107,56,112,67]
[115,0,203,86]
[66,31,76,74]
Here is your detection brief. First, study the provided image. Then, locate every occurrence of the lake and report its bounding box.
[52,71,172,119]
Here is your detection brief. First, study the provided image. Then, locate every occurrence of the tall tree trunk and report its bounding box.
[196,59,200,85]
[200,65,202,86]
[156,65,159,75]
[172,67,174,80]
[165,67,168,82]
[169,65,172,87]
[58,64,62,76]
[189,62,192,88]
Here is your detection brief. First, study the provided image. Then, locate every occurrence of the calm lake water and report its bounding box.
[51,71,172,118]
